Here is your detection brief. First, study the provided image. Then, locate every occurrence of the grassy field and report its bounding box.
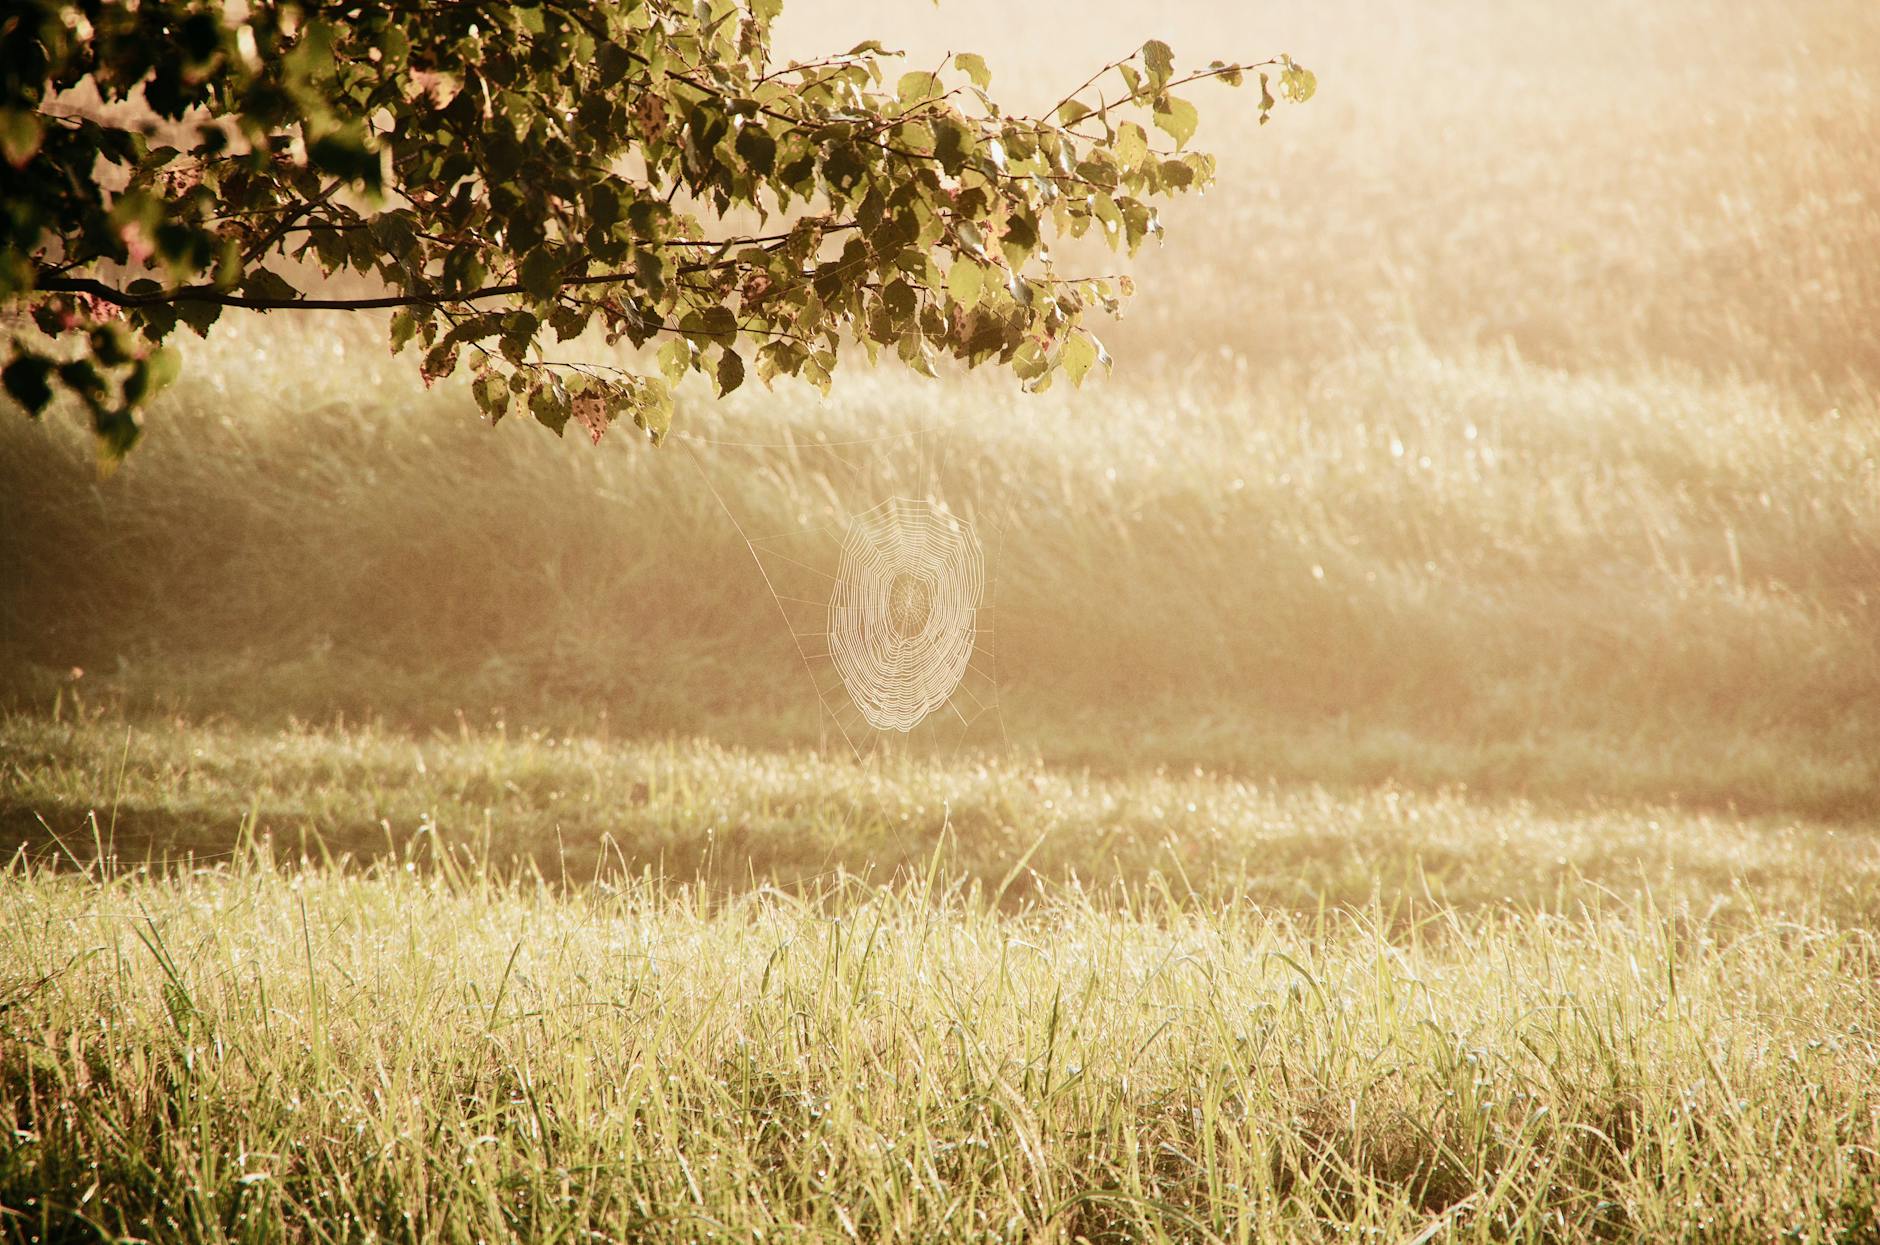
[6,716,1880,922]
[4,853,1878,1243]
[3,717,1878,1242]
[4,0,1880,1238]
[4,721,1879,1242]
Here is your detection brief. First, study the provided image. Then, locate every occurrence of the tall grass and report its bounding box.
[5,321,1877,811]
[2,851,1874,1242]
[6,0,1880,810]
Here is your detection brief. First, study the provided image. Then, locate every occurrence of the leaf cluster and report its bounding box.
[2,0,1310,455]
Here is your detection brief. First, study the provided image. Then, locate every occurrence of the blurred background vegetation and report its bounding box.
[4,0,1877,814]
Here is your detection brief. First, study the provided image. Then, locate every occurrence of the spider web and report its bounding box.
[677,414,1010,767]
[830,496,984,733]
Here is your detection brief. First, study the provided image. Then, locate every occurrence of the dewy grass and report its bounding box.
[4,715,1877,924]
[1,850,1875,1243]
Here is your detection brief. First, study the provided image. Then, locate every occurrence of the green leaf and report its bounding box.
[175,300,222,338]
[371,213,418,259]
[308,128,378,188]
[89,324,134,367]
[441,314,500,350]
[57,359,104,401]
[142,346,182,399]
[882,278,917,321]
[93,408,143,463]
[420,341,460,387]
[1153,95,1198,148]
[802,354,831,396]
[658,338,691,386]
[634,378,674,443]
[1280,63,1317,102]
[1142,40,1174,86]
[680,305,739,347]
[1115,121,1148,171]
[0,109,44,168]
[634,249,667,298]
[1061,331,1097,388]
[734,125,776,176]
[704,306,740,345]
[946,259,985,312]
[1012,337,1048,381]
[1091,192,1124,245]
[1000,209,1038,268]
[932,117,973,174]
[120,357,155,407]
[500,311,539,363]
[596,42,635,88]
[472,373,510,424]
[177,12,222,66]
[716,347,744,397]
[531,383,569,435]
[954,53,991,91]
[389,311,418,354]
[520,248,560,300]
[2,354,55,415]
[560,306,596,345]
[683,107,729,181]
[897,71,940,105]
[821,141,865,192]
[240,268,300,303]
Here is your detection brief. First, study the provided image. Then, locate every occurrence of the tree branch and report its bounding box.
[242,179,345,264]
[36,272,635,312]
[37,236,848,312]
